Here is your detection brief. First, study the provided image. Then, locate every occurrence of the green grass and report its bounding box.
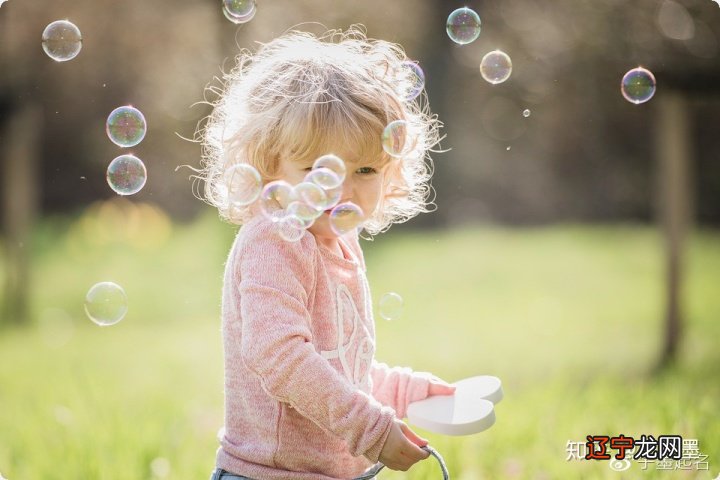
[1,202,718,480]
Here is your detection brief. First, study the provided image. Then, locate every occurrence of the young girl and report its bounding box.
[198,26,455,480]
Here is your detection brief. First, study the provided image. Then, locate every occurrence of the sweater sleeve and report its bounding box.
[236,223,395,462]
[370,360,432,419]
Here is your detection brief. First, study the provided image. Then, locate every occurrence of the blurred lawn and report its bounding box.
[0,200,718,480]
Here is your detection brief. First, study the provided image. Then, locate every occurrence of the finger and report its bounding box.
[428,382,456,396]
[400,437,431,462]
[400,422,428,447]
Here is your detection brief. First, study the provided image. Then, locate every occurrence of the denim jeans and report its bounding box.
[209,467,254,480]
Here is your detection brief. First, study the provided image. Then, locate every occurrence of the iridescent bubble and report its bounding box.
[293,181,328,211]
[85,282,128,326]
[259,180,293,221]
[379,292,404,321]
[480,50,513,84]
[399,61,425,102]
[107,154,147,196]
[523,109,531,117]
[621,67,656,104]
[329,202,365,236]
[382,120,415,157]
[42,20,82,62]
[312,154,346,184]
[277,214,305,242]
[106,106,147,148]
[305,167,341,191]
[446,7,481,45]
[222,0,256,24]
[225,164,261,206]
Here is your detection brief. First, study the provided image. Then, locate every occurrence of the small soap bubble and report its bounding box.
[399,61,425,102]
[382,120,415,158]
[305,167,341,191]
[447,7,482,45]
[107,154,147,196]
[85,282,128,326]
[312,154,346,184]
[42,20,82,62]
[277,214,305,242]
[329,202,365,236]
[379,292,404,321]
[106,106,147,148]
[225,164,261,206]
[621,67,656,104]
[222,0,256,24]
[480,50,513,84]
[523,109,531,117]
[260,180,293,221]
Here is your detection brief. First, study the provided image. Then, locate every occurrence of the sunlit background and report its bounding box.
[1,0,719,479]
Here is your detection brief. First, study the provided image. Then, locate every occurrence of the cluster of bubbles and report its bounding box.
[41,19,146,325]
[621,67,657,104]
[222,0,257,24]
[446,9,514,86]
[42,20,82,62]
[224,154,366,242]
[105,106,148,196]
[447,7,656,102]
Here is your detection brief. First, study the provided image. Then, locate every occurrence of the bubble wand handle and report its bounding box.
[352,445,449,480]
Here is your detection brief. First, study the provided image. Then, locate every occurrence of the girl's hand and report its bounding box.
[379,419,430,471]
[427,376,456,397]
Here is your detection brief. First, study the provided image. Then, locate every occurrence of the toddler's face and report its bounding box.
[277,152,386,247]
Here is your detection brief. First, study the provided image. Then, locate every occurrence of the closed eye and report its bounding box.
[356,166,377,175]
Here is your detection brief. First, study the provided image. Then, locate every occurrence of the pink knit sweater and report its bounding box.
[216,215,433,480]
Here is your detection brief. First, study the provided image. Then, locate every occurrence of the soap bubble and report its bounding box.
[312,154,346,184]
[523,109,531,117]
[621,67,656,104]
[277,214,305,242]
[85,282,128,326]
[329,202,365,236]
[399,61,425,102]
[222,0,256,24]
[106,106,147,148]
[305,167,341,191]
[382,120,416,157]
[42,20,82,62]
[260,180,293,221]
[293,181,328,212]
[447,7,481,45]
[225,164,261,206]
[480,50,513,84]
[379,292,404,321]
[107,154,147,196]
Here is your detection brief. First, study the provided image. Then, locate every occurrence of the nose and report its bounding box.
[339,174,355,203]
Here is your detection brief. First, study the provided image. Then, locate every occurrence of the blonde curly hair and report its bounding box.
[196,26,442,235]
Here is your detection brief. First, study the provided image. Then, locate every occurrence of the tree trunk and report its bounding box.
[655,91,692,369]
[1,102,41,325]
